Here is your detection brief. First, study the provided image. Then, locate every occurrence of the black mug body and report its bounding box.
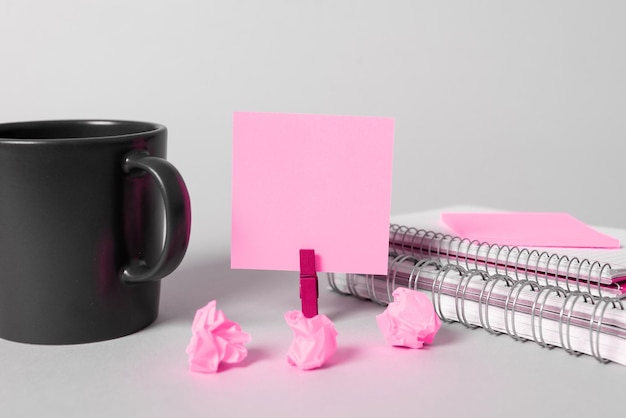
[0,120,191,344]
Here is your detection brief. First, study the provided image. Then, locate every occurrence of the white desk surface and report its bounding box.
[2,1,626,416]
[2,248,625,418]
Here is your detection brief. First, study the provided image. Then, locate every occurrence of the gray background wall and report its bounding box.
[2,0,624,259]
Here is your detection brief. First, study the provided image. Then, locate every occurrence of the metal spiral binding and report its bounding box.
[504,280,538,341]
[530,285,567,348]
[478,274,515,335]
[431,264,464,324]
[389,224,615,297]
[453,269,487,329]
[558,291,593,356]
[589,297,625,363]
[328,253,626,365]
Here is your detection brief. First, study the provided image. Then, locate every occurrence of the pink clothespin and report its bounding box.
[299,249,318,318]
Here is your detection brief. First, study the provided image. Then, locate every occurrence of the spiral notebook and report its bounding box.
[389,206,626,297]
[327,254,626,366]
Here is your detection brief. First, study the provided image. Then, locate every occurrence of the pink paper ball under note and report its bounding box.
[186,300,251,373]
[376,288,441,349]
[284,311,338,370]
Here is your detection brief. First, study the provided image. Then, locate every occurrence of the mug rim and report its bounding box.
[0,119,165,143]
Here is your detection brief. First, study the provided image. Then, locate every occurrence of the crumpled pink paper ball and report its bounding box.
[376,288,441,349]
[284,310,338,370]
[186,300,251,373]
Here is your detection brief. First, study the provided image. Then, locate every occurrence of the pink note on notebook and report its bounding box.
[441,212,620,249]
[231,112,394,274]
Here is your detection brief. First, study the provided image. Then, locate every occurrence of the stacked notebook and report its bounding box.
[327,206,626,365]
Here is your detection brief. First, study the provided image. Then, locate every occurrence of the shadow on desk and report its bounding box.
[154,256,462,348]
[156,256,296,324]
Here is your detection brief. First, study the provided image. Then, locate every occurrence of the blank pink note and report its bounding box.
[441,212,620,248]
[231,112,394,274]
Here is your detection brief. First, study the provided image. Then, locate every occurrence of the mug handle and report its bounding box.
[120,151,192,284]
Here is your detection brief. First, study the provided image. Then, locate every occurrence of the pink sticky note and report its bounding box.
[441,212,620,248]
[232,112,394,274]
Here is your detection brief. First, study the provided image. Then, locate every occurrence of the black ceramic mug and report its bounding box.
[0,120,191,344]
